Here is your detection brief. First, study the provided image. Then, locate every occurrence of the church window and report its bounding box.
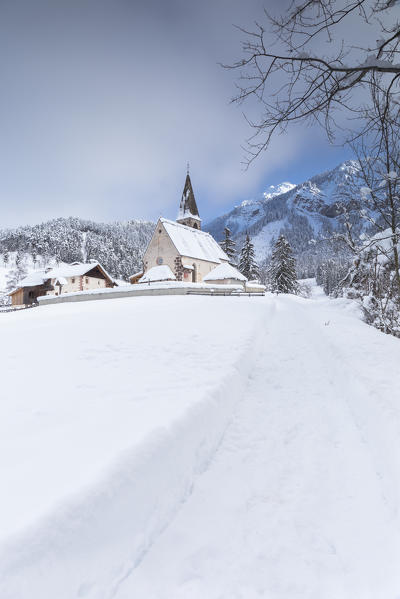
[157,257,163,265]
[159,229,162,233]
[71,278,75,283]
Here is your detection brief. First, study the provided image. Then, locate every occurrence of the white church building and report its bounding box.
[137,172,246,285]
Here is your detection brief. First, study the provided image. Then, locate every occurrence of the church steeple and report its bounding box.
[177,168,201,230]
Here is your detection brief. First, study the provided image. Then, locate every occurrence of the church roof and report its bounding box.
[160,218,229,263]
[178,174,200,220]
[203,263,247,282]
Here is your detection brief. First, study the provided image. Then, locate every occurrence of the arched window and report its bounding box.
[193,223,198,229]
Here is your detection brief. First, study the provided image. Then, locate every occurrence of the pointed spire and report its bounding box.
[177,168,201,229]
[179,173,199,218]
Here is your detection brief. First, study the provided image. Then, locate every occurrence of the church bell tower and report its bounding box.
[176,166,201,230]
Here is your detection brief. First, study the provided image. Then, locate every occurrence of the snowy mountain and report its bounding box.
[204,160,365,272]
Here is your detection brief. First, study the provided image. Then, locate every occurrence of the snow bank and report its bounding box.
[0,296,268,599]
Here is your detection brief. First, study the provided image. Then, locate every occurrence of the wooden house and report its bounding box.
[8,262,115,306]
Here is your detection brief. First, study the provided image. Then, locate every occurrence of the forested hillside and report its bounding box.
[0,217,154,290]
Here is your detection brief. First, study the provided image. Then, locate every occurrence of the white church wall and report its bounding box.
[143,221,178,275]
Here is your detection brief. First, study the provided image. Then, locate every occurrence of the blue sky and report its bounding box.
[0,0,352,228]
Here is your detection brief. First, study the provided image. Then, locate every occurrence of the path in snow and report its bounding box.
[115,295,400,599]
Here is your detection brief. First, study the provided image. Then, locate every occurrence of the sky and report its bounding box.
[0,0,354,229]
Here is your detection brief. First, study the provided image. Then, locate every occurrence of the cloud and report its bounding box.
[0,0,349,228]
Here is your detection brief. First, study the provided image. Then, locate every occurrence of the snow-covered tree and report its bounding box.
[268,235,298,294]
[331,92,400,337]
[340,229,400,337]
[0,217,154,281]
[239,234,259,280]
[219,227,236,263]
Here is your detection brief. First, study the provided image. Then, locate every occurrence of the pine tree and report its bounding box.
[219,227,236,263]
[239,233,259,280]
[268,235,298,294]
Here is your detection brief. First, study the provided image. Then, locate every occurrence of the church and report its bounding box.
[138,172,240,284]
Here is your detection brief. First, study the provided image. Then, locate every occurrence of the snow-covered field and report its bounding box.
[1,290,400,598]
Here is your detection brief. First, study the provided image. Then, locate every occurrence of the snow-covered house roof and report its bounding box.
[15,271,48,288]
[47,262,113,280]
[203,263,247,282]
[160,218,229,264]
[139,265,176,283]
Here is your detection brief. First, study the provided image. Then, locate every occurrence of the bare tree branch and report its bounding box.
[223,0,400,165]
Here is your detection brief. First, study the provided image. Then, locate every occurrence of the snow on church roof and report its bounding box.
[203,262,247,282]
[139,265,176,283]
[160,219,229,264]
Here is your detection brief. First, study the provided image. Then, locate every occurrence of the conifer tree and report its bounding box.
[268,235,298,294]
[219,227,236,263]
[239,233,259,280]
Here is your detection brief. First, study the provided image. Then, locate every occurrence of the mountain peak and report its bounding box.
[263,182,296,201]
[240,181,296,208]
